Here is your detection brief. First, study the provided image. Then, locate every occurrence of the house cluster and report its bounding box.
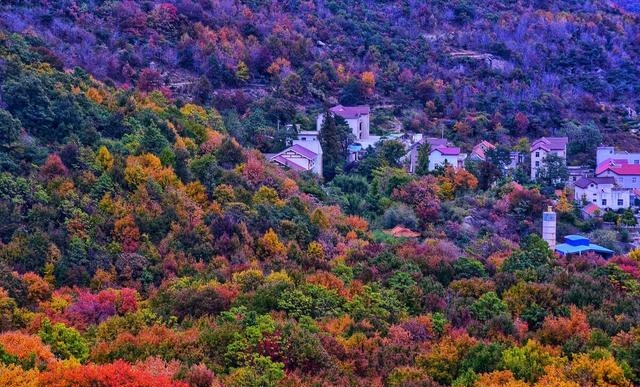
[530,137,640,215]
[269,104,382,177]
[405,136,467,173]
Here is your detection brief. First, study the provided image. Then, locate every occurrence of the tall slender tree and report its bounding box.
[416,143,431,176]
[319,109,348,180]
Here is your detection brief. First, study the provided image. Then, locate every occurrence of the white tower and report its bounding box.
[542,206,557,250]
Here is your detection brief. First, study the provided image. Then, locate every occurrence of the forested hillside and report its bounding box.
[2,0,640,149]
[2,2,640,387]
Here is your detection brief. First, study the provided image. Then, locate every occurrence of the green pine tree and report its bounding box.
[319,110,343,180]
[416,142,430,175]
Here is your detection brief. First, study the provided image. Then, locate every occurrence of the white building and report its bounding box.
[573,176,630,210]
[596,146,640,166]
[595,159,640,190]
[317,105,370,141]
[406,138,467,173]
[429,145,467,171]
[270,131,323,177]
[530,137,568,181]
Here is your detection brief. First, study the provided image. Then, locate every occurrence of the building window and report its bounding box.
[593,199,597,202]
[618,199,624,206]
[535,152,539,158]
[633,177,637,183]
[535,161,540,166]
[602,199,607,206]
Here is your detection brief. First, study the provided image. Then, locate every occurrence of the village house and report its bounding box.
[317,105,370,141]
[596,145,640,166]
[530,137,568,181]
[429,144,467,171]
[406,137,467,173]
[469,140,495,162]
[270,130,323,177]
[573,176,630,210]
[595,159,640,189]
[316,105,382,162]
[566,165,593,186]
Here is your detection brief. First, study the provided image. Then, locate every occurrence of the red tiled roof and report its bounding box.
[330,105,370,119]
[431,145,461,156]
[582,202,600,215]
[471,140,495,160]
[384,226,421,238]
[531,137,568,152]
[596,159,640,176]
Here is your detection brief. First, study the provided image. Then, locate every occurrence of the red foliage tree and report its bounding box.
[39,360,189,387]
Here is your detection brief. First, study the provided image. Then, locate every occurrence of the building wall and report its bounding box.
[597,171,640,189]
[429,151,459,171]
[597,146,640,166]
[574,183,631,210]
[531,148,566,181]
[316,113,370,140]
[531,148,548,180]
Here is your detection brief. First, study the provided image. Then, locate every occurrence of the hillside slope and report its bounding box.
[1,0,639,148]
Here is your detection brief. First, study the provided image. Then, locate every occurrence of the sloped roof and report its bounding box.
[531,137,568,152]
[431,145,461,156]
[596,159,640,176]
[582,202,601,216]
[270,144,319,172]
[555,234,614,256]
[384,226,421,238]
[330,104,370,119]
[471,140,496,160]
[271,155,307,172]
[574,176,616,188]
[289,144,318,159]
[425,138,449,147]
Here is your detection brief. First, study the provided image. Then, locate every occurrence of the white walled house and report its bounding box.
[530,137,568,181]
[316,105,370,140]
[596,146,640,166]
[595,159,640,189]
[270,131,323,177]
[429,145,467,171]
[574,177,630,210]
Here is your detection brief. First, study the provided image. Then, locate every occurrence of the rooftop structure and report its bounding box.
[596,145,640,166]
[554,235,614,258]
[469,140,496,161]
[595,159,640,189]
[329,105,370,119]
[383,226,421,238]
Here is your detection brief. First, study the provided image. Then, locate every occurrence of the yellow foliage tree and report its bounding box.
[556,190,574,214]
[361,71,376,94]
[0,364,39,387]
[311,208,330,230]
[256,228,286,262]
[95,146,114,172]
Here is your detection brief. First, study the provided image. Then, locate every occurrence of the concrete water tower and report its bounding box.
[542,206,557,250]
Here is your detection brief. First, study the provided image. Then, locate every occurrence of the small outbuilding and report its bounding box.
[554,235,614,258]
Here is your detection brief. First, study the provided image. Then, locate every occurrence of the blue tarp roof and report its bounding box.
[555,234,614,256]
